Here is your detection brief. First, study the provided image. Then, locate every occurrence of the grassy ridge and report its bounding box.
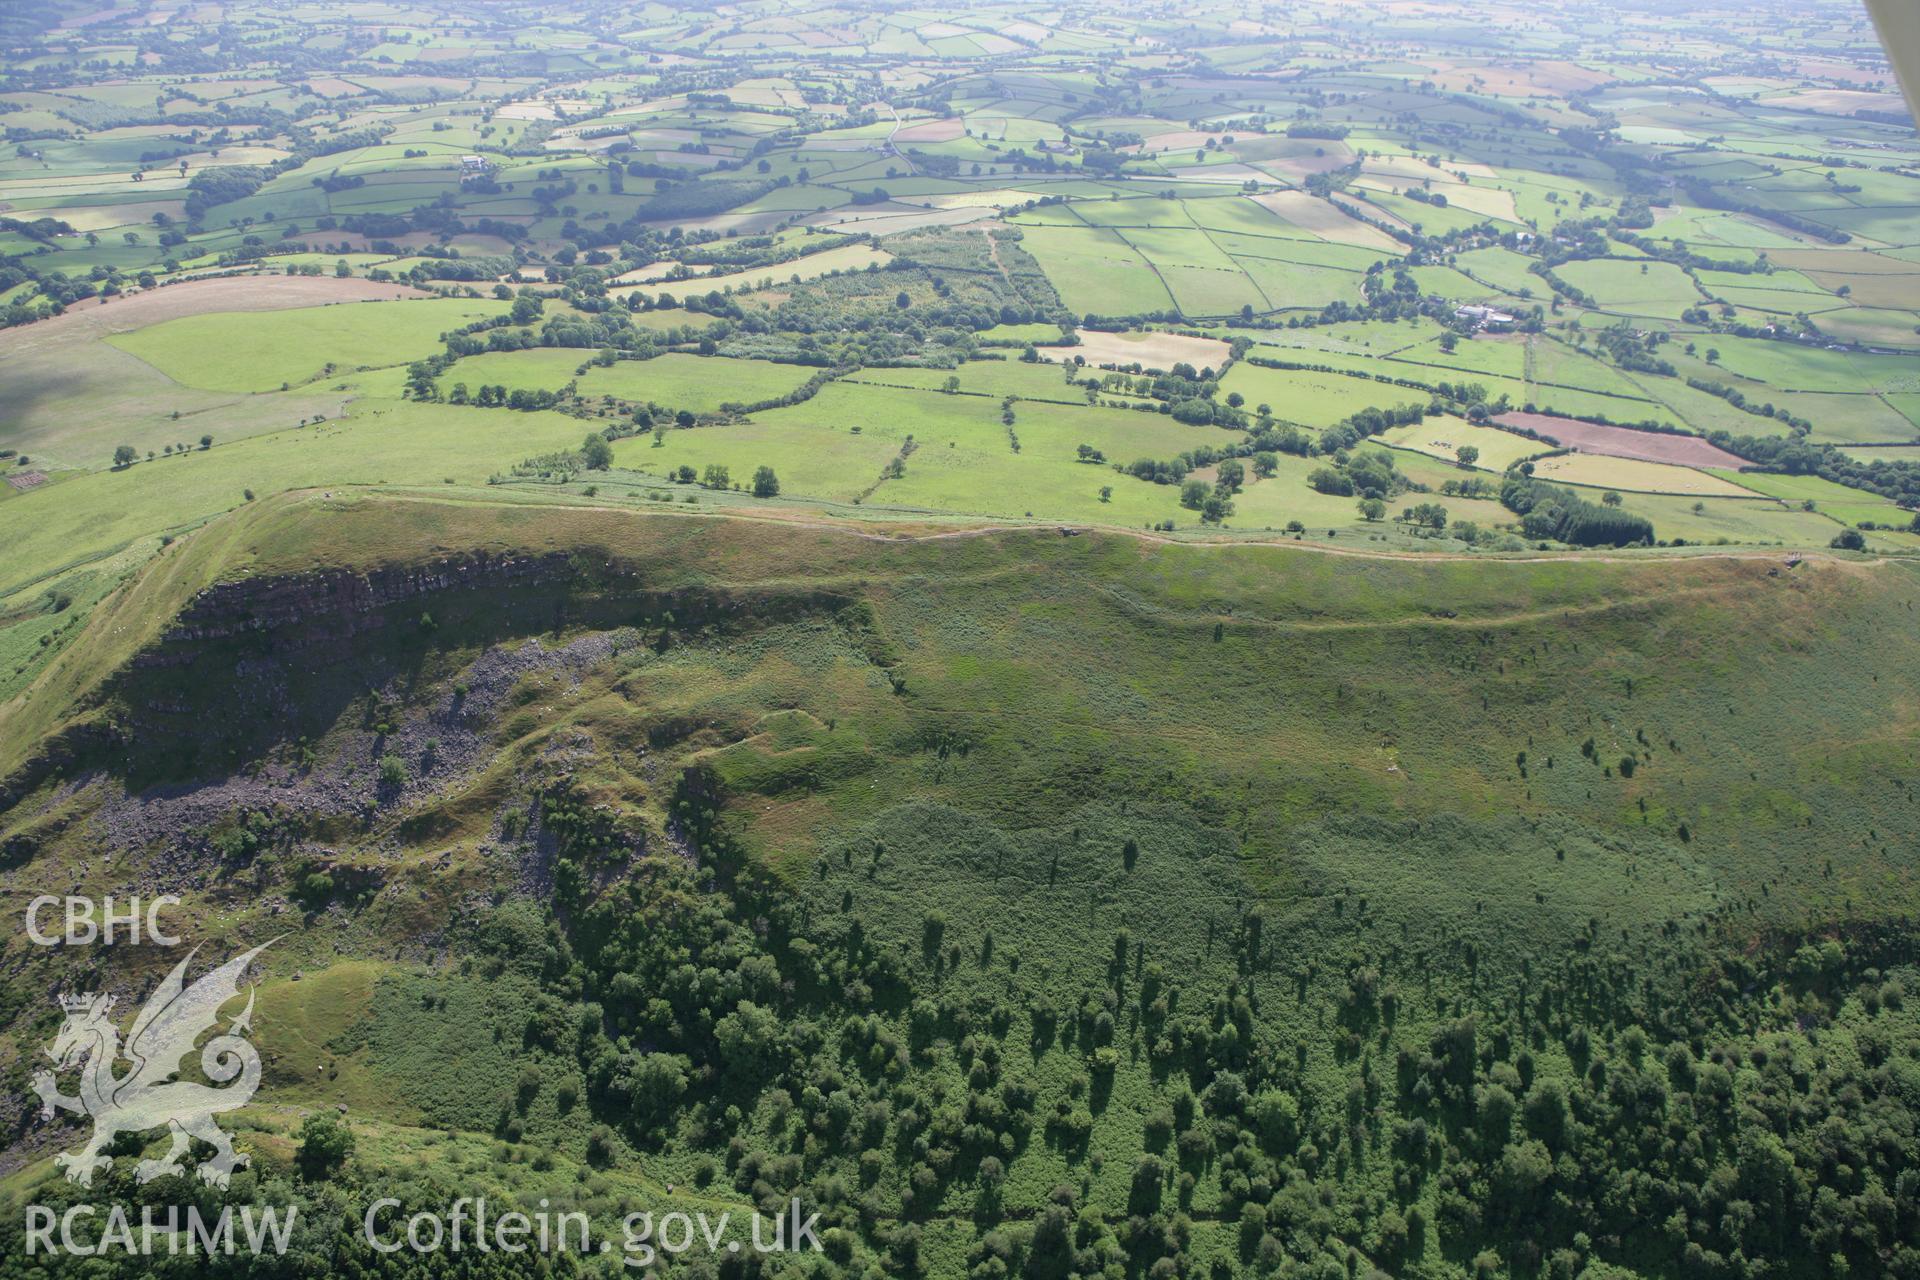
[3,495,1918,1279]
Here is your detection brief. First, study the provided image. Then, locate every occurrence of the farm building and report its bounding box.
[1454,303,1516,330]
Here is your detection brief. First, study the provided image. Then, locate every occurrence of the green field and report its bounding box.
[111,297,510,392]
[1378,418,1550,471]
[1530,452,1760,496]
[1708,469,1894,504]
[1554,258,1704,320]
[1015,223,1176,317]
[442,349,824,413]
[582,352,821,410]
[3,398,584,598]
[1,327,352,471]
[1220,362,1429,426]
[844,358,1083,401]
[615,380,1242,524]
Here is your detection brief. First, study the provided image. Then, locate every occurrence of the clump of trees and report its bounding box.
[1501,473,1654,547]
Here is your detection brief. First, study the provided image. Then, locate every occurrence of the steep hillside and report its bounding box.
[3,493,1918,1278]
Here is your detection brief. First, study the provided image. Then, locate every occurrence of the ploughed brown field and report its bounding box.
[1496,411,1749,469]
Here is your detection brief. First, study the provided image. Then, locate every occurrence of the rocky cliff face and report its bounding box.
[143,550,854,660]
[2,548,859,808]
[135,551,583,665]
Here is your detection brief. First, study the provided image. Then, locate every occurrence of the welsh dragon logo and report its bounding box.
[32,942,272,1189]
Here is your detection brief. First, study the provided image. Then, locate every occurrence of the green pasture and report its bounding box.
[1815,307,1920,349]
[1015,223,1175,317]
[1,398,583,597]
[110,297,510,393]
[843,359,1082,402]
[580,353,820,411]
[1709,469,1906,513]
[1378,419,1549,471]
[1219,363,1428,428]
[1554,258,1704,319]
[440,349,822,413]
[1,328,351,473]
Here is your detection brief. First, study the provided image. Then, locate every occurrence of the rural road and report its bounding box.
[879,101,917,175]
